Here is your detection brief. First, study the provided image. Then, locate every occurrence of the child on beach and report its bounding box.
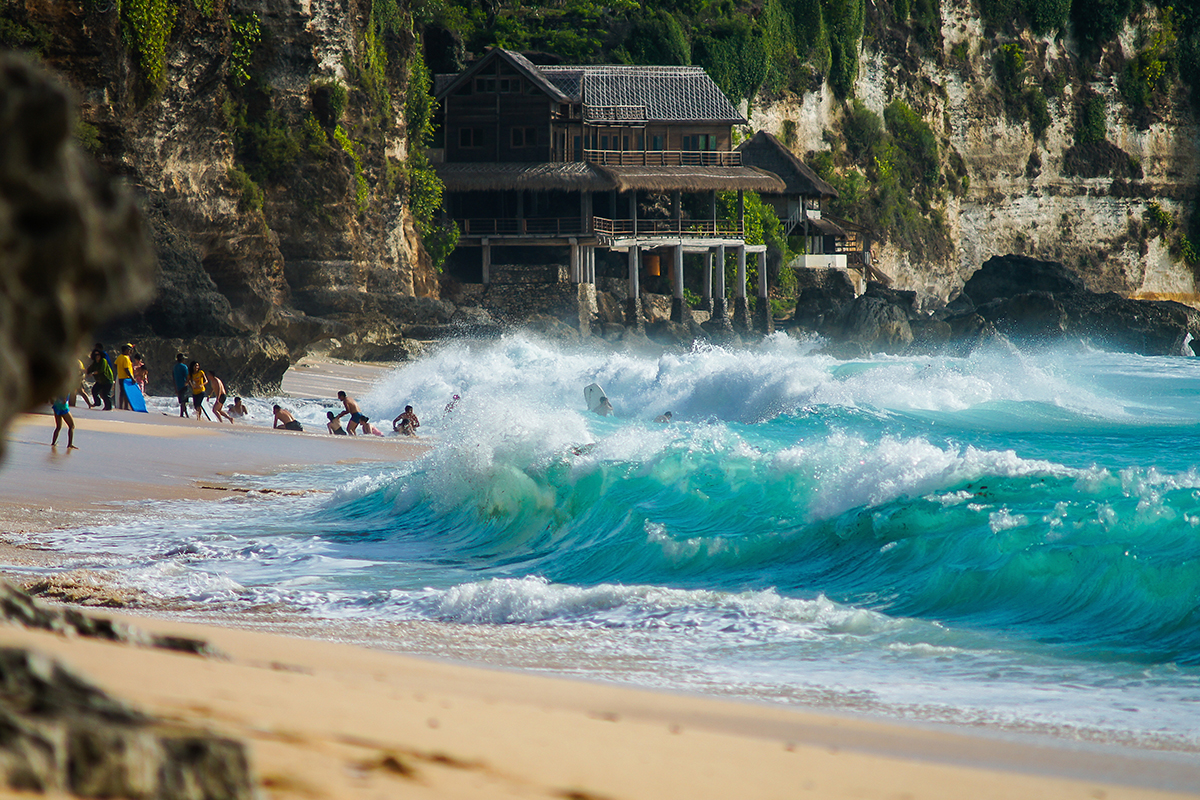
[50,397,77,449]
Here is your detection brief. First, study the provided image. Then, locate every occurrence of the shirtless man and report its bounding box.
[210,374,233,423]
[228,397,248,419]
[393,405,420,436]
[335,391,370,435]
[273,405,303,432]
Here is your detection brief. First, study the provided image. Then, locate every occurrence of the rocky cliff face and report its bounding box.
[5,0,440,394]
[749,0,1200,307]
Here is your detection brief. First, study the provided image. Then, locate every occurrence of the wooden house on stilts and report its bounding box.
[432,48,785,331]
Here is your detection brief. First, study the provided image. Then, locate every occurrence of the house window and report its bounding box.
[511,127,536,147]
[474,77,496,93]
[574,135,582,160]
[623,136,629,151]
[638,135,645,150]
[459,128,483,148]
[497,77,521,93]
[600,135,609,150]
[652,135,662,150]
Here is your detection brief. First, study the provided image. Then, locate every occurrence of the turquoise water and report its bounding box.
[26,334,1200,750]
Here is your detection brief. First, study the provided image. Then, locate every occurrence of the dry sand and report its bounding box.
[0,359,1197,799]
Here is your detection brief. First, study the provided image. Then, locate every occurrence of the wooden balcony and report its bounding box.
[454,216,745,243]
[583,149,742,167]
[592,217,743,243]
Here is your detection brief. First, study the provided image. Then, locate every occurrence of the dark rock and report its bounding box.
[909,318,953,352]
[1065,293,1200,356]
[523,314,581,342]
[963,255,1087,305]
[976,291,1070,339]
[820,340,869,359]
[840,295,914,353]
[864,282,919,315]
[599,322,626,341]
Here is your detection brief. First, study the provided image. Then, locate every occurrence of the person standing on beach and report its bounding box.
[188,361,209,420]
[273,405,303,432]
[334,391,369,435]
[393,405,420,436]
[85,349,113,410]
[172,353,189,418]
[210,373,233,423]
[113,344,134,410]
[50,397,77,449]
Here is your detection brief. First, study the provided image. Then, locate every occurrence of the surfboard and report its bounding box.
[584,383,612,416]
[123,379,148,413]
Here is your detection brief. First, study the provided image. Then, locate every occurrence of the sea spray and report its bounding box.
[20,333,1200,748]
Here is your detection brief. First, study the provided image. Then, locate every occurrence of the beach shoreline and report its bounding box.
[0,359,1198,798]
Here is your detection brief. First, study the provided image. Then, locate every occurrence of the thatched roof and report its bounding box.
[736,131,838,199]
[434,162,616,192]
[435,163,785,194]
[598,165,785,192]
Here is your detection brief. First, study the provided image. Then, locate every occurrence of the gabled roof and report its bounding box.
[435,48,572,104]
[735,130,838,199]
[436,49,744,124]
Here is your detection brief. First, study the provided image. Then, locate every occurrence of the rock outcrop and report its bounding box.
[791,255,1200,356]
[2,0,441,395]
[749,0,1200,306]
[0,55,155,453]
[0,583,252,799]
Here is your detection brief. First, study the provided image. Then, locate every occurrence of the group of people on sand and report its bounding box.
[172,353,246,423]
[51,342,153,449]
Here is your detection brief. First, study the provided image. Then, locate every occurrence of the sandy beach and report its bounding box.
[0,360,1198,799]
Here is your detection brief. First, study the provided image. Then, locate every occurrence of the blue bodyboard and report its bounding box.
[123,379,148,413]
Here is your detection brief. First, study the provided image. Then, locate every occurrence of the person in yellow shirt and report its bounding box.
[113,344,134,411]
[188,361,209,420]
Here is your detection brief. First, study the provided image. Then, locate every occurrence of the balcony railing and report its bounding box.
[454,217,745,241]
[583,149,742,167]
[455,218,588,237]
[593,217,743,240]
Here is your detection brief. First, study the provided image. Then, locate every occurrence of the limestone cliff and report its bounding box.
[3,0,441,394]
[748,0,1200,307]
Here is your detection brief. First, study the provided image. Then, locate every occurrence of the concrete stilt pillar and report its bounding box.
[670,245,688,323]
[732,245,751,332]
[702,251,713,313]
[626,245,643,330]
[753,250,773,335]
[570,238,579,283]
[482,239,491,286]
[712,244,729,327]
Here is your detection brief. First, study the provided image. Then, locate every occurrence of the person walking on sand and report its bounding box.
[393,405,420,436]
[210,373,233,423]
[334,391,370,435]
[188,361,209,420]
[172,353,189,418]
[114,344,134,410]
[326,411,346,435]
[85,349,113,410]
[273,405,303,432]
[50,397,77,450]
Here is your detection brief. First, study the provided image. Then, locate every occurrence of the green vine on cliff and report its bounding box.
[334,125,370,214]
[230,13,261,88]
[121,0,178,89]
[405,48,457,269]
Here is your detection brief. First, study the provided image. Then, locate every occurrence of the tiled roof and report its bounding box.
[542,64,743,123]
[435,49,744,124]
